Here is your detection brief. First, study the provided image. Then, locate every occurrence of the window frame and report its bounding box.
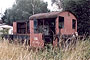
[34,19,38,33]
[72,19,76,29]
[58,16,64,29]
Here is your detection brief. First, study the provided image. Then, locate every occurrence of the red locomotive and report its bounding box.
[4,11,77,47]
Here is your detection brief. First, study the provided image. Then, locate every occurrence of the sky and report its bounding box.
[0,0,61,19]
[0,0,15,14]
[0,0,15,19]
[44,0,60,11]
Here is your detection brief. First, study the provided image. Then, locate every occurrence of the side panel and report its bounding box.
[13,22,17,34]
[53,12,77,46]
[30,20,44,47]
[58,12,77,35]
[30,34,44,47]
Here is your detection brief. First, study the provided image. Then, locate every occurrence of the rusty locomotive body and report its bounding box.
[3,11,77,47]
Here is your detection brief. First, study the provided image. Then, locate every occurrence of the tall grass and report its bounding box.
[0,37,90,60]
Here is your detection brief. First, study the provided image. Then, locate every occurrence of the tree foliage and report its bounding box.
[52,0,90,35]
[2,0,49,25]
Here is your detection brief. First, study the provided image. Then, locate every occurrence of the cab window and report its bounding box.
[72,19,76,29]
[59,16,64,29]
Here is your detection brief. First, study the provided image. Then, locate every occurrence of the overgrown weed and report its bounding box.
[0,37,90,60]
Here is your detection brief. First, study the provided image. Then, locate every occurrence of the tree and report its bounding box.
[51,0,90,35]
[2,0,49,25]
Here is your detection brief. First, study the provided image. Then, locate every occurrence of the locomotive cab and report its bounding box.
[29,11,77,47]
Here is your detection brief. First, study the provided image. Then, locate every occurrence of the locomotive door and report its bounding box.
[42,18,56,45]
